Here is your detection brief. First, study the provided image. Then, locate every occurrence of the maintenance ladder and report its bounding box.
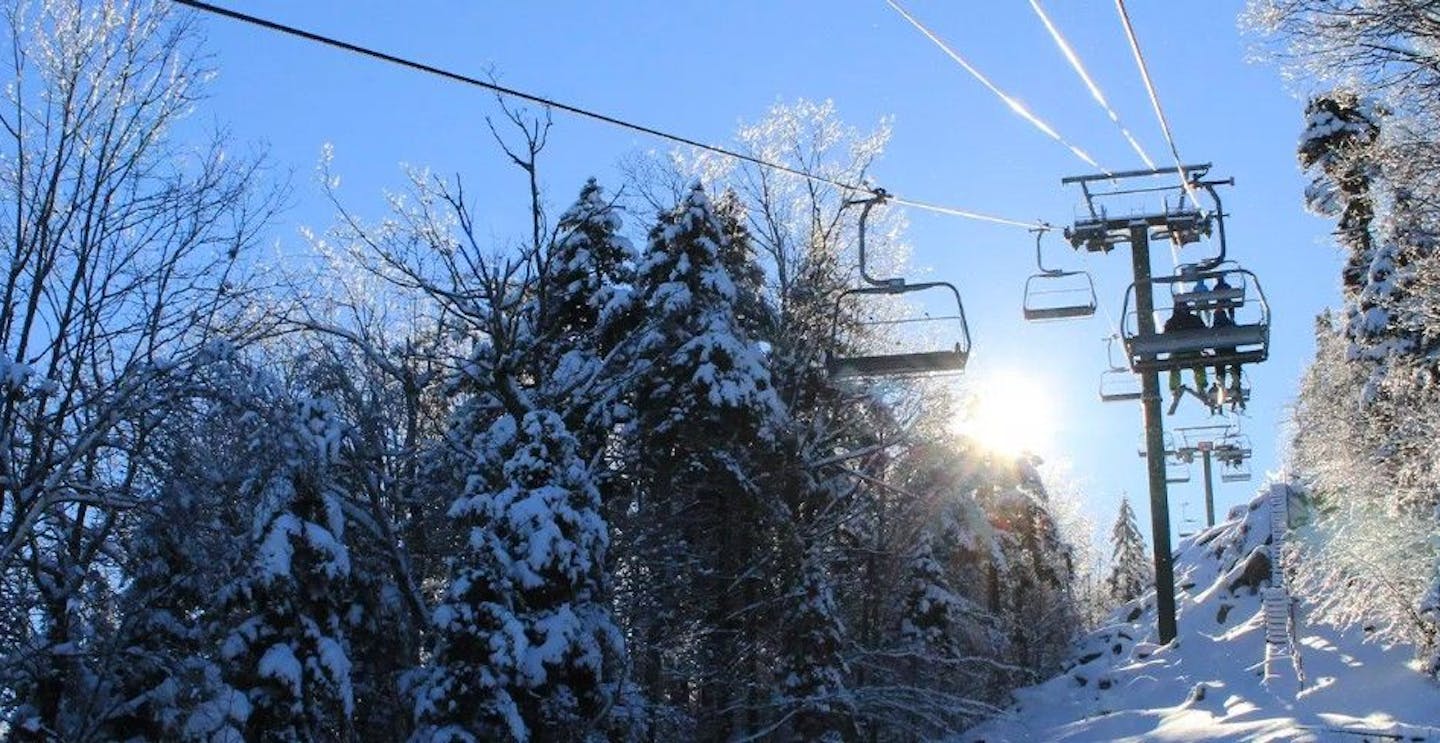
[1262,485,1305,689]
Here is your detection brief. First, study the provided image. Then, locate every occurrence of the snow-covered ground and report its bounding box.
[960,483,1440,742]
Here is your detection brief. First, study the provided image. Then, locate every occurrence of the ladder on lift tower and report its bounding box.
[1262,484,1304,689]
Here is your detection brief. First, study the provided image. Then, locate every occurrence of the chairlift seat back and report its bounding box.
[1022,271,1097,322]
[1099,368,1142,402]
[1171,285,1244,311]
[827,280,971,381]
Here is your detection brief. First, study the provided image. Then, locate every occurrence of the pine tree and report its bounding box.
[1298,91,1381,296]
[777,546,857,743]
[102,485,253,742]
[1106,496,1152,606]
[410,408,621,742]
[977,456,1080,674]
[898,533,977,666]
[408,190,631,739]
[535,178,637,372]
[628,182,783,433]
[617,181,787,737]
[219,396,356,741]
[713,188,778,345]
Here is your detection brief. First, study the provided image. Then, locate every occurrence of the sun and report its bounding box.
[955,371,1057,456]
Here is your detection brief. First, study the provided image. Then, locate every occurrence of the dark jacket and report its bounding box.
[1164,305,1206,333]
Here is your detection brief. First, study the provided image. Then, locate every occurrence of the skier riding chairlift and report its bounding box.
[1208,275,1245,411]
[1164,288,1210,415]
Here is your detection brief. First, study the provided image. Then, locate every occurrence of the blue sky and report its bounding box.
[191,1,1340,548]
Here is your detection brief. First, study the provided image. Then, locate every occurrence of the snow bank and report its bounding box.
[958,483,1440,742]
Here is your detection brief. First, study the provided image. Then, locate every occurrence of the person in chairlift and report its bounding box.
[1163,293,1209,409]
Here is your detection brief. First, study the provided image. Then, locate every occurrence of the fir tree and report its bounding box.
[410,409,621,742]
[1106,496,1151,606]
[777,546,857,743]
[101,480,251,741]
[535,178,637,371]
[618,181,787,736]
[1298,91,1381,296]
[219,397,356,741]
[713,188,778,345]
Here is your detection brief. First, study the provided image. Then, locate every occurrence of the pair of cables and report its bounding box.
[885,0,1194,199]
[884,0,1200,351]
[173,1,1199,236]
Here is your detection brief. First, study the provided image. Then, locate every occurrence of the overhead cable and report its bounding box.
[1112,0,1203,212]
[1028,0,1156,170]
[173,0,1043,230]
[887,196,1048,229]
[884,0,1108,174]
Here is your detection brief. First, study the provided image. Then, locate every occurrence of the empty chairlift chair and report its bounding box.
[1120,264,1270,374]
[1137,432,1191,483]
[827,283,971,379]
[1023,228,1098,321]
[1099,334,1142,402]
[826,191,971,380]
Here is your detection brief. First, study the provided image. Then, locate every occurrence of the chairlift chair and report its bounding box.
[1099,334,1142,402]
[1166,457,1192,484]
[1137,432,1192,483]
[1219,458,1252,483]
[826,191,971,380]
[1120,264,1270,374]
[826,282,971,379]
[1175,423,1233,452]
[1214,432,1253,482]
[1023,229,1098,321]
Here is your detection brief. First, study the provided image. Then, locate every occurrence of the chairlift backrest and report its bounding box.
[1171,267,1247,312]
[1023,230,1098,321]
[827,281,971,380]
[1099,368,1142,402]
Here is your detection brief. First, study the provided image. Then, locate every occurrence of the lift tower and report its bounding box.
[1175,425,1255,528]
[1062,164,1219,644]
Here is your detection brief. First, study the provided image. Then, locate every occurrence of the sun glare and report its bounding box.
[957,372,1057,456]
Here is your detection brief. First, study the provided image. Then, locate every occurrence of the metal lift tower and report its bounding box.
[1061,164,1220,644]
[1174,424,1255,528]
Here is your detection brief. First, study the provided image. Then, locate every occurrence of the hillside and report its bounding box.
[959,483,1440,742]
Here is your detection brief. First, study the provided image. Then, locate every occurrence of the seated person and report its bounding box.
[1163,301,1209,407]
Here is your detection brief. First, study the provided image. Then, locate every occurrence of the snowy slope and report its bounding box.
[959,483,1440,742]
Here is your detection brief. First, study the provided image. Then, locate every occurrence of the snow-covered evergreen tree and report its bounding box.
[102,483,251,742]
[410,407,621,742]
[777,546,857,743]
[535,178,637,373]
[976,455,1080,674]
[408,179,628,738]
[628,181,784,431]
[1298,91,1380,293]
[617,181,788,736]
[219,396,356,741]
[1293,91,1440,393]
[898,533,973,664]
[1106,496,1151,606]
[713,188,778,345]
